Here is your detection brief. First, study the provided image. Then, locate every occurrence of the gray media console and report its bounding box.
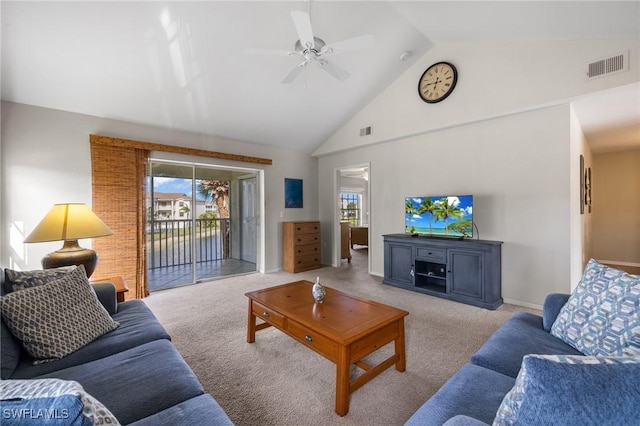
[383,234,503,310]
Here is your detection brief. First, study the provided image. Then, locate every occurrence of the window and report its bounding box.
[340,193,360,226]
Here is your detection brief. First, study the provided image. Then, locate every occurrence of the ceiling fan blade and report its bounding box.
[281,62,306,84]
[245,48,299,57]
[291,11,315,49]
[323,34,375,56]
[318,60,350,81]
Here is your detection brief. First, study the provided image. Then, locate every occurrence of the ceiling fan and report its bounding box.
[247,10,374,84]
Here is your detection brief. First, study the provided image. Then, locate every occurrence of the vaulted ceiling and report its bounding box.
[2,1,639,154]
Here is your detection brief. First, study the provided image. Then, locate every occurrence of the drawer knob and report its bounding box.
[263,311,269,317]
[305,335,313,342]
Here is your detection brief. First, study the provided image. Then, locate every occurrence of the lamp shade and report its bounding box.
[24,203,113,243]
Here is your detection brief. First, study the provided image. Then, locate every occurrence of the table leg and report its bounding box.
[247,300,256,343]
[335,345,351,416]
[394,319,406,372]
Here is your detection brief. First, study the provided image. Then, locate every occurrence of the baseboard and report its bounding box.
[503,298,543,311]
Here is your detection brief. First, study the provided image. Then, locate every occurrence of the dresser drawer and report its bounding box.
[293,254,321,272]
[416,247,445,261]
[294,233,320,245]
[287,319,337,361]
[294,222,320,234]
[294,243,320,256]
[252,301,285,328]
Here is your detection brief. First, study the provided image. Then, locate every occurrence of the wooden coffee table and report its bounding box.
[245,280,409,416]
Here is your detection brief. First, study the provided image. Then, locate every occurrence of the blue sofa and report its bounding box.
[405,293,639,425]
[1,276,233,425]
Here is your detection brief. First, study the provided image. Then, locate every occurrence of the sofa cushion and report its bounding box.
[38,339,206,425]
[0,378,119,425]
[128,394,233,426]
[541,293,570,332]
[0,266,119,363]
[470,312,582,378]
[493,354,640,426]
[4,266,75,293]
[550,259,640,356]
[9,299,171,379]
[404,364,515,426]
[0,318,22,380]
[443,416,490,426]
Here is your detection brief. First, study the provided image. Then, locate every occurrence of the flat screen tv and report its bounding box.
[405,195,473,238]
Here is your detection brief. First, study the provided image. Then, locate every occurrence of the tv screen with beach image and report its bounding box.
[405,195,473,238]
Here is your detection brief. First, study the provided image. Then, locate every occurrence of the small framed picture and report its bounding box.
[284,178,303,208]
[580,155,585,215]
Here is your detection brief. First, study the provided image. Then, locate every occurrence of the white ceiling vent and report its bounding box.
[586,50,629,79]
[360,125,372,137]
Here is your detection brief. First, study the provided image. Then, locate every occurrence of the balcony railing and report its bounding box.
[147,218,230,269]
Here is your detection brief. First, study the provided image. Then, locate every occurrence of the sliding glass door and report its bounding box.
[147,161,258,291]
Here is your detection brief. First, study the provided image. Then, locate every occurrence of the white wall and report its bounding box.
[315,37,638,308]
[319,105,572,307]
[315,38,639,156]
[569,106,593,291]
[591,149,640,266]
[1,101,318,274]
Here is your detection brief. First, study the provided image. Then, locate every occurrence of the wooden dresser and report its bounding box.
[340,222,351,263]
[282,221,321,273]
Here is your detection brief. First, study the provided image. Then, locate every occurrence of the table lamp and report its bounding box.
[24,203,113,278]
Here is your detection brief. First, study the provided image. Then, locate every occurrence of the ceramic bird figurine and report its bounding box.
[312,276,326,303]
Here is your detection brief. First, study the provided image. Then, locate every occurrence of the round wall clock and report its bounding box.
[418,62,458,103]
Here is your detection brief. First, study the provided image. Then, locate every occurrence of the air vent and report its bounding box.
[359,126,372,137]
[586,50,629,79]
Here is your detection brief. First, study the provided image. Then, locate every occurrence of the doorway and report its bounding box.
[335,164,370,272]
[147,161,259,290]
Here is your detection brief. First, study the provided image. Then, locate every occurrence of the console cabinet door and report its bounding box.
[386,243,413,285]
[448,249,484,299]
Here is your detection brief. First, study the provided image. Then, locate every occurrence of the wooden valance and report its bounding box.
[89,134,273,165]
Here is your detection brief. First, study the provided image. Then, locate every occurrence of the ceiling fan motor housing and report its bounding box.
[295,37,328,56]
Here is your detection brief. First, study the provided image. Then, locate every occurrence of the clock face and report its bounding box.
[418,62,458,103]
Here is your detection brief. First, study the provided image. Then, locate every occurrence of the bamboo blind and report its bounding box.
[90,141,149,298]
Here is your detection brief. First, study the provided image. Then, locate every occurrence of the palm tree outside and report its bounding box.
[198,180,231,257]
[179,204,191,219]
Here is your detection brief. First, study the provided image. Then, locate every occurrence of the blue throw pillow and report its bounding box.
[493,354,640,426]
[550,258,640,356]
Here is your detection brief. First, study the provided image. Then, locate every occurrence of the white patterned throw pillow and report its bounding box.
[0,378,120,425]
[0,265,119,363]
[550,258,640,356]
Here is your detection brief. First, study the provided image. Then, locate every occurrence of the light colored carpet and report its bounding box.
[144,249,537,425]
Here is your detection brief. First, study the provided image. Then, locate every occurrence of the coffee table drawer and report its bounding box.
[287,319,337,361]
[252,301,285,328]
